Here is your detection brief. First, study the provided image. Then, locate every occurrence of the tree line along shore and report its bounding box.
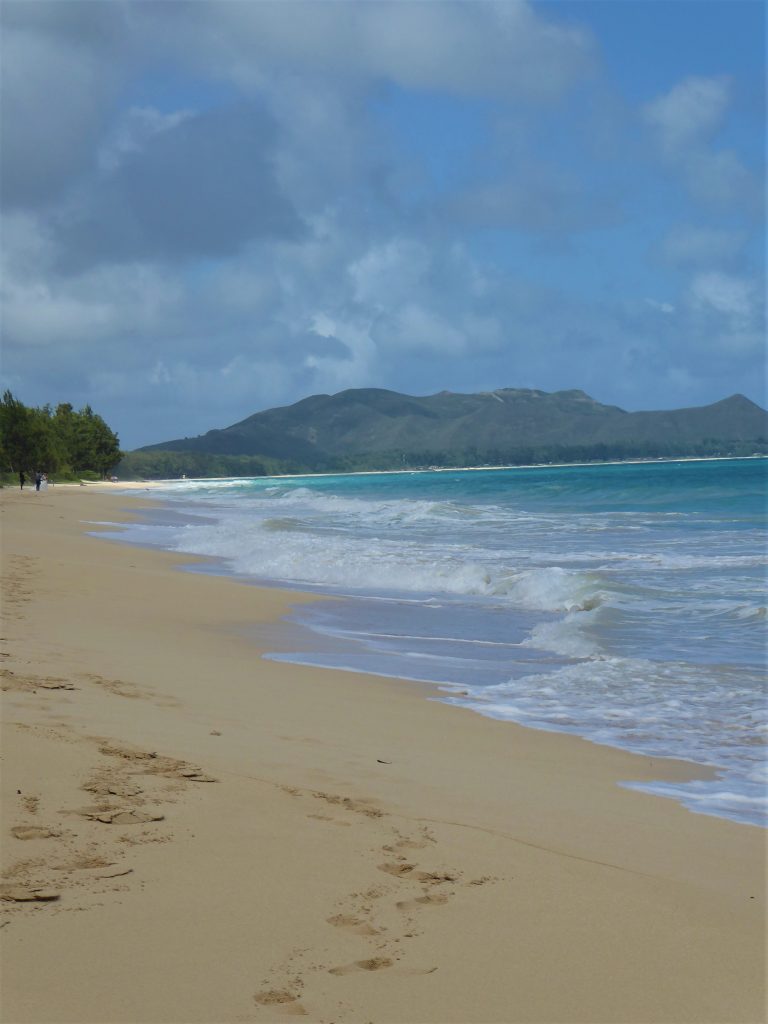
[2,387,765,484]
[119,438,766,480]
[0,391,121,484]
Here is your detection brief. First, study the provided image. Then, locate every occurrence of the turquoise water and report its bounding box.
[109,458,767,826]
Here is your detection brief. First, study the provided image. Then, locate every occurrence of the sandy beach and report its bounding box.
[0,486,765,1024]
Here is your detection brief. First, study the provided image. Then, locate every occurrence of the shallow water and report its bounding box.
[104,458,767,826]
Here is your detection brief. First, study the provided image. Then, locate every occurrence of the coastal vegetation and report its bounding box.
[118,450,284,480]
[0,391,122,482]
[118,437,767,479]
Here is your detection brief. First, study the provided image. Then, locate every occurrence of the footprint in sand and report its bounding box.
[253,989,297,1004]
[388,832,437,851]
[107,783,144,797]
[83,674,143,699]
[52,855,114,871]
[378,860,459,884]
[85,809,164,825]
[312,792,386,818]
[326,914,381,936]
[396,893,449,911]
[38,679,76,690]
[377,862,416,878]
[253,990,307,1016]
[413,870,459,884]
[82,776,144,798]
[1,886,60,902]
[1,670,75,693]
[328,957,393,975]
[11,825,61,841]
[176,768,219,783]
[98,743,158,762]
[307,814,351,827]
[328,958,437,977]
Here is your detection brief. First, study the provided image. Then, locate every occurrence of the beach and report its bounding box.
[1,486,765,1023]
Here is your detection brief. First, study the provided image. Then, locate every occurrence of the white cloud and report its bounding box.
[309,313,376,378]
[645,299,675,314]
[642,76,758,211]
[375,303,469,355]
[689,272,755,318]
[166,0,595,104]
[685,272,764,356]
[642,76,730,155]
[97,106,194,174]
[1,249,185,352]
[149,361,173,386]
[349,240,431,307]
[0,210,56,277]
[2,278,114,346]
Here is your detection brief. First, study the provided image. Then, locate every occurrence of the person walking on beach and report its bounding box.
[19,470,25,490]
[34,471,42,492]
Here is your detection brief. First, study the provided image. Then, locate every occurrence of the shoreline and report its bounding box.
[102,477,766,830]
[95,451,767,488]
[1,487,765,1022]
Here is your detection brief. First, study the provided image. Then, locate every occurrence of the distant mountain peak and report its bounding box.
[720,393,762,409]
[134,385,768,474]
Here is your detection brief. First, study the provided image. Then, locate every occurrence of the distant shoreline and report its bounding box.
[100,452,766,488]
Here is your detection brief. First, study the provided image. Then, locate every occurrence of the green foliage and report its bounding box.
[116,437,767,481]
[116,450,280,480]
[0,391,122,479]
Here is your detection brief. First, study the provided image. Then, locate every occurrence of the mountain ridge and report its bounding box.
[122,387,768,477]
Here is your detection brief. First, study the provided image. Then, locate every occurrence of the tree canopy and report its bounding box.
[0,391,122,478]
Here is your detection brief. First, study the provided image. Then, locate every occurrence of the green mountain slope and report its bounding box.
[121,388,768,477]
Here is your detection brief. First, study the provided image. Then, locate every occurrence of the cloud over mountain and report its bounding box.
[0,1,764,448]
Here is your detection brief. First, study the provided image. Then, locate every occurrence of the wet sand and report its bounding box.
[1,486,765,1023]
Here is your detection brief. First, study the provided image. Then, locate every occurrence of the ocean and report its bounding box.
[104,458,767,827]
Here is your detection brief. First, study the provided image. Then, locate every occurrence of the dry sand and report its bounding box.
[0,486,765,1023]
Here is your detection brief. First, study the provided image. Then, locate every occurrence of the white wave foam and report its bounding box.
[444,655,767,825]
[154,478,255,492]
[501,567,605,612]
[334,630,525,649]
[624,779,767,828]
[156,516,618,614]
[645,552,768,569]
[522,615,601,658]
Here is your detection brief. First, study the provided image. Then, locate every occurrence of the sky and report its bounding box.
[1,0,765,450]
